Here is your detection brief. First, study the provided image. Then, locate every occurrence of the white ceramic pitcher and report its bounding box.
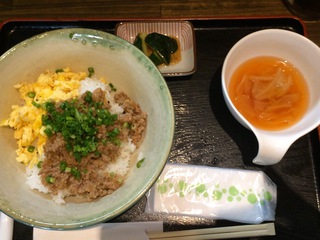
[222,29,320,165]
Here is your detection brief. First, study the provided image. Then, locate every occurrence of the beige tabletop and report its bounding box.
[0,0,319,46]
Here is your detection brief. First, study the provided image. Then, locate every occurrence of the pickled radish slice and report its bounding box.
[229,56,309,130]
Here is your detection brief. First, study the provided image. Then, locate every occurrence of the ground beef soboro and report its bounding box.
[40,88,147,202]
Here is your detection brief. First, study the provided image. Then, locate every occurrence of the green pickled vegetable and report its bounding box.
[133,33,149,55]
[148,52,164,66]
[145,32,171,65]
[134,32,179,66]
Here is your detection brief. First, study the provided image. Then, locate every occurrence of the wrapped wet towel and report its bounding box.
[145,164,277,224]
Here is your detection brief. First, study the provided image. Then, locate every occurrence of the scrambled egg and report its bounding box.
[0,68,87,167]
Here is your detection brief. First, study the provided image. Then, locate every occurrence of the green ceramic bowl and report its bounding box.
[0,28,174,229]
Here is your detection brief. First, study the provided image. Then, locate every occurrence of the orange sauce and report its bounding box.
[229,56,309,131]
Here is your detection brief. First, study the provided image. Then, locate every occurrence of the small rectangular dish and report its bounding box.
[115,21,196,77]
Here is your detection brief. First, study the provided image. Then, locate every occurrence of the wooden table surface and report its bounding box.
[0,0,319,46]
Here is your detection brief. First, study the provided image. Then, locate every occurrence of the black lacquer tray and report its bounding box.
[0,17,319,240]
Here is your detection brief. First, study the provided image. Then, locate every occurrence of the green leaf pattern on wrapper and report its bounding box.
[156,179,273,205]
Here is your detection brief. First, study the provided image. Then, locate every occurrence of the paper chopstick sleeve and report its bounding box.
[145,164,277,224]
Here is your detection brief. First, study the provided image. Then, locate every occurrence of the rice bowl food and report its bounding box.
[1,67,147,204]
[0,28,174,229]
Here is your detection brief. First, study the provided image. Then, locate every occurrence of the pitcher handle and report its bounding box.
[252,133,295,165]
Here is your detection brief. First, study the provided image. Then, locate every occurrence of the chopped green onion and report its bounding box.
[27,145,35,153]
[69,33,75,39]
[45,175,55,184]
[27,92,36,98]
[41,90,118,162]
[55,69,64,73]
[107,128,119,137]
[43,101,55,112]
[37,161,43,168]
[109,83,117,92]
[43,125,53,137]
[107,128,121,145]
[65,166,71,173]
[88,67,95,77]
[136,158,145,168]
[94,102,103,108]
[113,139,121,146]
[32,101,41,108]
[59,161,67,172]
[84,91,93,104]
[94,150,101,156]
[74,152,82,163]
[71,167,81,179]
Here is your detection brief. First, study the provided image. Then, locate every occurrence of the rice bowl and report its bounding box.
[0,28,174,229]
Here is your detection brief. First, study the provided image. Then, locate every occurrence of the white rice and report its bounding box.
[80,77,123,114]
[52,189,70,205]
[79,77,106,95]
[26,78,137,204]
[105,90,124,115]
[26,163,49,194]
[106,138,136,176]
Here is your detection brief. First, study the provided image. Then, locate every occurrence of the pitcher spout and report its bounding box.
[253,154,285,165]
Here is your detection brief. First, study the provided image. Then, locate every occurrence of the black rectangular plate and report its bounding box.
[0,18,319,240]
